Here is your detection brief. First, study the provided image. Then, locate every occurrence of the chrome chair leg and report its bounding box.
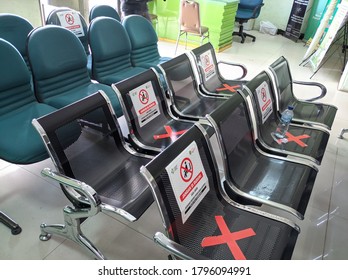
[39,205,106,260]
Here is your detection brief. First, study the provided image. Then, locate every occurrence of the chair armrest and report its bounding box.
[217,61,248,80]
[154,232,209,260]
[293,80,327,101]
[41,168,136,222]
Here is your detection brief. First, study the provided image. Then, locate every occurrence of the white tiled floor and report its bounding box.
[1,30,347,260]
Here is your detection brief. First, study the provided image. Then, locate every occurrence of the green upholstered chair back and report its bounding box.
[0,39,58,163]
[89,4,121,22]
[122,15,161,67]
[88,17,133,81]
[0,13,34,70]
[27,25,91,103]
[0,39,34,116]
[46,7,90,55]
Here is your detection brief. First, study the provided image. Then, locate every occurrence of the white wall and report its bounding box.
[254,0,315,32]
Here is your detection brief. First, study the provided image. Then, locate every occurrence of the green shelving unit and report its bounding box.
[149,0,239,52]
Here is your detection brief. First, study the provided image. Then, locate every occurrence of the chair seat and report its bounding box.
[291,101,337,130]
[44,83,123,117]
[177,196,298,259]
[0,103,55,163]
[259,118,329,165]
[181,26,209,35]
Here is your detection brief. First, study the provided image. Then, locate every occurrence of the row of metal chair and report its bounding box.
[29,42,337,259]
[0,9,337,258]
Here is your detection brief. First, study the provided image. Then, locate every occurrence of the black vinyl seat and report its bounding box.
[112,69,195,154]
[190,42,248,96]
[158,54,229,122]
[32,91,154,260]
[268,56,338,130]
[205,93,318,220]
[242,70,330,166]
[141,123,299,260]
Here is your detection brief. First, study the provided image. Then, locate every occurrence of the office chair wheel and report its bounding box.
[252,38,256,42]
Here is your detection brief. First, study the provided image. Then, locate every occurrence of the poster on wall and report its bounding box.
[284,0,310,41]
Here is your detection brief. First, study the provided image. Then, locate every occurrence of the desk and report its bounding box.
[149,0,239,52]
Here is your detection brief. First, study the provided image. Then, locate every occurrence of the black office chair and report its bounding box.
[232,0,264,43]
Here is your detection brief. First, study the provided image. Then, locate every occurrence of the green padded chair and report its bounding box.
[0,39,58,235]
[88,16,147,85]
[0,13,34,72]
[122,15,171,69]
[27,25,123,126]
[45,7,92,77]
[89,4,121,22]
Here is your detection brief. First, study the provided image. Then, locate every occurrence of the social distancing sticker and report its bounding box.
[165,141,209,223]
[200,50,216,82]
[255,81,273,124]
[57,11,84,37]
[129,81,160,127]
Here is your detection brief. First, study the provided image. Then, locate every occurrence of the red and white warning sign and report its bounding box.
[165,141,209,223]
[256,81,273,124]
[129,81,160,127]
[57,11,84,37]
[200,50,216,82]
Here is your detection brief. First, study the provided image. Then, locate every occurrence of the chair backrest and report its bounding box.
[0,39,34,116]
[122,15,161,67]
[33,91,153,217]
[141,124,233,258]
[0,38,58,164]
[89,4,121,22]
[191,42,226,92]
[0,13,34,70]
[179,0,203,34]
[237,0,264,19]
[242,70,279,138]
[159,54,203,114]
[268,56,295,113]
[88,17,135,83]
[27,25,91,104]
[112,68,194,153]
[45,7,90,55]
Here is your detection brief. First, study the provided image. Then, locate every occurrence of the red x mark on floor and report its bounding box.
[277,131,310,147]
[153,125,188,140]
[216,83,241,93]
[201,216,256,260]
